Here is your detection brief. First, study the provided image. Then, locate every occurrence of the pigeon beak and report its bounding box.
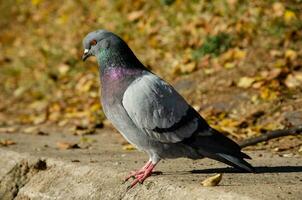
[82,49,91,61]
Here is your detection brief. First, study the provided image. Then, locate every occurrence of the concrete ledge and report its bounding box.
[0,131,301,200]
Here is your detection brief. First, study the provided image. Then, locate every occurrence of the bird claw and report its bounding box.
[124,162,156,191]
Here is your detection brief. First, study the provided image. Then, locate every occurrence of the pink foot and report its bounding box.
[124,161,157,190]
[124,161,152,182]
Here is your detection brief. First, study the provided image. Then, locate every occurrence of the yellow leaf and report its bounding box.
[31,0,43,6]
[0,139,16,146]
[56,15,69,25]
[237,77,256,88]
[23,126,39,134]
[58,64,70,76]
[260,123,284,132]
[80,137,97,143]
[122,144,136,151]
[285,49,297,61]
[284,10,296,23]
[219,118,241,127]
[181,62,196,73]
[233,49,246,59]
[201,174,223,187]
[74,128,95,136]
[284,73,302,88]
[260,88,277,100]
[90,103,101,112]
[204,68,214,75]
[272,2,284,17]
[0,127,18,133]
[224,62,236,69]
[127,10,144,22]
[274,59,286,68]
[57,142,80,150]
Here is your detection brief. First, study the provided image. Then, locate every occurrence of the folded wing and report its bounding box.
[122,72,207,143]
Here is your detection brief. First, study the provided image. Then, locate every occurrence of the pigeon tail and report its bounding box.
[201,151,255,172]
[183,127,255,173]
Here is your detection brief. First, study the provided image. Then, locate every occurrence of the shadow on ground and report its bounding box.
[189,166,302,174]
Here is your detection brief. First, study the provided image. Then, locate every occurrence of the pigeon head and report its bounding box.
[82,30,116,61]
[82,30,142,67]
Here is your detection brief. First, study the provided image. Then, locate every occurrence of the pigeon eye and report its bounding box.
[90,39,97,46]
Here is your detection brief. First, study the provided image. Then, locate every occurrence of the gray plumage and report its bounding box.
[82,30,254,173]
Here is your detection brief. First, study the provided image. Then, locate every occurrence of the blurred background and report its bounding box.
[0,0,301,151]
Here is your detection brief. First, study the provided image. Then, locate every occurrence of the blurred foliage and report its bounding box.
[192,33,232,59]
[0,0,302,143]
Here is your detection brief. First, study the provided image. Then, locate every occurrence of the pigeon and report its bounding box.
[82,30,254,189]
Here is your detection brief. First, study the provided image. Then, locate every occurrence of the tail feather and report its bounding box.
[214,153,255,172]
[183,127,255,172]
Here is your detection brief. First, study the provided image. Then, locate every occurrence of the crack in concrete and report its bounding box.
[0,159,47,200]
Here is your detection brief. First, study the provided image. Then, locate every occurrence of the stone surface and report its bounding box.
[0,129,301,200]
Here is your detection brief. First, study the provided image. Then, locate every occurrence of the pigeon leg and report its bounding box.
[124,160,152,182]
[127,162,157,190]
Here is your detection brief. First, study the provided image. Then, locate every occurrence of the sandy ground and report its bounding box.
[0,128,301,200]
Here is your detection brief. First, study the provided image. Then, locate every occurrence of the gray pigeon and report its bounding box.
[82,30,254,188]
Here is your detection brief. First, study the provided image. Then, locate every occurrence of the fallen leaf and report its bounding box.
[224,62,236,69]
[57,142,80,150]
[274,59,286,68]
[0,139,16,146]
[260,88,277,100]
[284,73,302,88]
[181,62,196,73]
[237,77,256,88]
[233,48,246,59]
[272,2,284,17]
[285,49,297,61]
[127,10,144,22]
[80,137,97,143]
[298,146,302,153]
[31,0,43,6]
[284,10,296,23]
[201,174,223,187]
[0,127,18,133]
[33,113,47,125]
[36,131,49,136]
[23,126,39,134]
[58,63,70,76]
[260,122,284,132]
[122,144,136,151]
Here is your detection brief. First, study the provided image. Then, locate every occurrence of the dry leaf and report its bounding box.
[58,63,70,75]
[33,113,47,125]
[274,59,286,68]
[0,139,16,146]
[224,62,236,69]
[122,144,136,151]
[23,126,39,134]
[127,10,144,22]
[284,10,296,23]
[181,62,196,73]
[57,142,80,150]
[284,73,302,88]
[272,2,284,17]
[0,127,18,133]
[298,146,302,153]
[31,0,43,6]
[285,49,297,61]
[80,137,96,143]
[201,174,223,187]
[237,77,256,88]
[260,88,277,100]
